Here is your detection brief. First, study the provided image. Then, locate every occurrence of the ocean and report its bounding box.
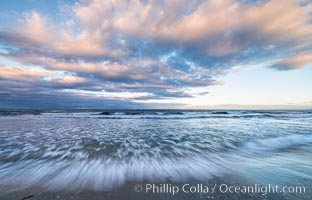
[0,110,311,199]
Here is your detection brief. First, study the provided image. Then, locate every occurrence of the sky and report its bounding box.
[0,0,311,109]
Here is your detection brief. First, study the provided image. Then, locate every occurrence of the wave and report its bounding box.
[99,111,184,115]
[1,134,312,191]
[0,110,41,116]
[96,114,311,119]
[1,110,312,120]
[241,134,312,154]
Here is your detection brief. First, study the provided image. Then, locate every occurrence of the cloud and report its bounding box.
[270,53,312,70]
[0,11,125,58]
[0,0,311,108]
[5,54,214,88]
[2,0,311,61]
[73,0,312,57]
[0,65,57,81]
[0,91,145,109]
[0,64,88,85]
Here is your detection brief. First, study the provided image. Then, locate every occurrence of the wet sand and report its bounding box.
[1,179,310,200]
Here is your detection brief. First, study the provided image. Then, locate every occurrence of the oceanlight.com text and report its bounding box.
[133,183,306,196]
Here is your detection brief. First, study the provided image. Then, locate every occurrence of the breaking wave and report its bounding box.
[1,134,312,191]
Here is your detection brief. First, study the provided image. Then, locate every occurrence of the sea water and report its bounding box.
[0,110,311,199]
